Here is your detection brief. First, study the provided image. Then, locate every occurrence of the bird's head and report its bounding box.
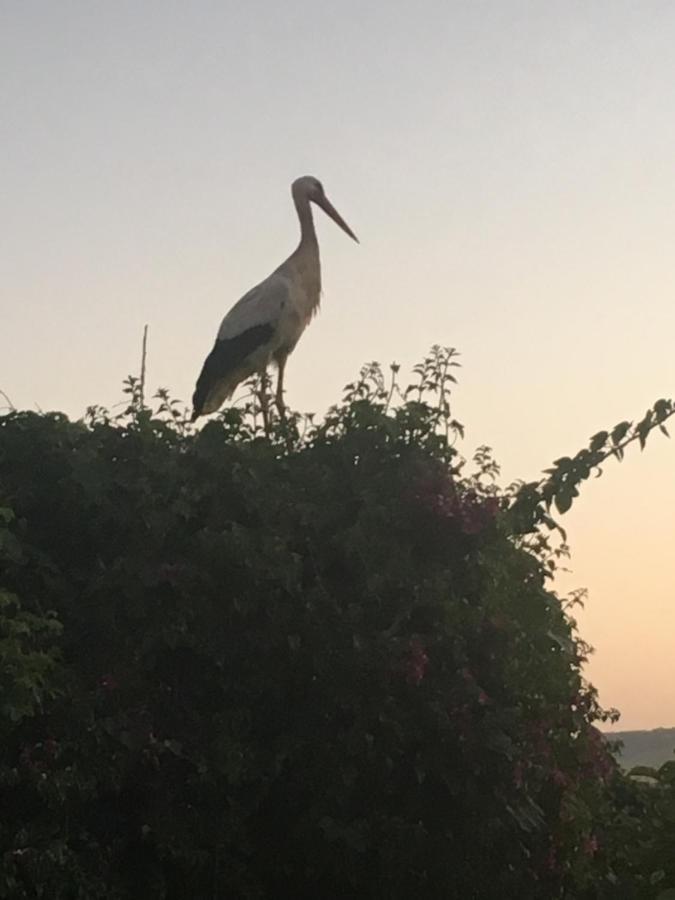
[292,176,359,243]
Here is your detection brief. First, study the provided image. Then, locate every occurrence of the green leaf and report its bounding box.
[554,487,576,514]
[653,398,672,421]
[658,760,675,784]
[589,431,608,452]
[636,414,653,450]
[611,421,632,445]
[0,507,14,524]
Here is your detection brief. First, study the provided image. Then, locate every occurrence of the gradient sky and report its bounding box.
[3,1,675,729]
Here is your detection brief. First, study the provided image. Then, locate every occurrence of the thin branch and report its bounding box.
[139,325,149,409]
[509,398,675,532]
[0,389,16,412]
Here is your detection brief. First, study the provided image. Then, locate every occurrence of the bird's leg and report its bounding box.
[260,389,270,435]
[275,355,287,418]
[257,370,271,435]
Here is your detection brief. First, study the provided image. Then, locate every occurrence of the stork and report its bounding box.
[191,176,358,424]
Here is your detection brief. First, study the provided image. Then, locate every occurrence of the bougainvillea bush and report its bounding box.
[0,348,673,898]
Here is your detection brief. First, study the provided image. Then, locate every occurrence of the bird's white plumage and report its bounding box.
[217,274,291,341]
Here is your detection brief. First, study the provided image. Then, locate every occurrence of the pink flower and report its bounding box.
[405,639,429,685]
[456,491,500,534]
[552,768,568,788]
[413,475,499,534]
[582,834,599,856]
[583,728,615,780]
[99,674,118,691]
[483,497,500,517]
[157,562,184,585]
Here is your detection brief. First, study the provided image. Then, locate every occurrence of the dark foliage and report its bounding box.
[0,349,673,898]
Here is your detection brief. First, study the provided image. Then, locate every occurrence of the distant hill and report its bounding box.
[605,727,675,770]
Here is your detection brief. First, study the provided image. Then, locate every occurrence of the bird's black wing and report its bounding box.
[191,323,274,420]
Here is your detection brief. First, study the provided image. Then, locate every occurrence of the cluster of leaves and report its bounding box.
[508,398,675,534]
[581,756,675,899]
[0,347,673,898]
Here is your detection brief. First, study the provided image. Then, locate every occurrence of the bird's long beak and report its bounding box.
[317,195,359,243]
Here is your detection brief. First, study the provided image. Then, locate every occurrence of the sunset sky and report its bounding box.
[3,2,674,730]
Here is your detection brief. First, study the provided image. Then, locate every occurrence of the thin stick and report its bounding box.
[139,324,148,408]
[0,389,16,412]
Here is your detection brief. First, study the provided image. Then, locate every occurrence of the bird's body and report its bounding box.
[191,176,357,422]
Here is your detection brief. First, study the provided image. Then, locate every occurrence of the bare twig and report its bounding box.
[139,325,149,409]
[0,389,16,412]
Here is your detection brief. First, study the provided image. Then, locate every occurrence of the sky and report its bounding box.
[2,1,675,730]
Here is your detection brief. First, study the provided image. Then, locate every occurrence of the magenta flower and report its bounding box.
[582,834,599,856]
[405,639,429,685]
[157,562,185,585]
[552,768,568,788]
[413,474,499,534]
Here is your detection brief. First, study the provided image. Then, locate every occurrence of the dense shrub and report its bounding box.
[593,761,675,897]
[0,349,673,898]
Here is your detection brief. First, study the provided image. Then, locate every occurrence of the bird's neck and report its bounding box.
[294,193,318,248]
[290,193,321,306]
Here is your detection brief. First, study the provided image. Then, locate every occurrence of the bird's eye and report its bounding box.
[315,181,324,194]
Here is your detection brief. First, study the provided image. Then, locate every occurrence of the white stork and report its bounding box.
[191,176,358,423]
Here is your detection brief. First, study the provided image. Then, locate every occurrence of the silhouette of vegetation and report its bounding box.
[0,347,674,898]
